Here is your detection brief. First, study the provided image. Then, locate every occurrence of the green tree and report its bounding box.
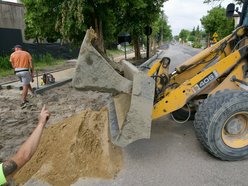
[147,12,172,53]
[22,0,86,44]
[82,0,118,51]
[179,29,190,43]
[55,0,85,44]
[22,0,61,43]
[21,0,169,58]
[191,26,206,48]
[151,12,172,45]
[201,6,234,40]
[115,0,168,59]
[22,0,117,48]
[158,12,173,42]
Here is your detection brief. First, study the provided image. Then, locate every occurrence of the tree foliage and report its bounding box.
[22,0,61,43]
[178,26,206,48]
[22,0,87,44]
[201,6,234,40]
[55,0,85,43]
[115,0,168,59]
[82,0,118,50]
[179,29,190,43]
[155,12,173,42]
[21,0,171,59]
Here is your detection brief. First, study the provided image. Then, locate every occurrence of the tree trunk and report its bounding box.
[94,18,105,52]
[151,37,157,55]
[133,36,141,60]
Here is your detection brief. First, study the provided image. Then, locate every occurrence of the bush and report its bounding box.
[33,53,54,65]
[192,42,202,48]
[0,56,12,70]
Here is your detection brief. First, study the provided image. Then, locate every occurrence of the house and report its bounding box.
[0,1,25,55]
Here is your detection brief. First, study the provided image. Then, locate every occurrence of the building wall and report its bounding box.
[0,1,79,58]
[0,1,26,42]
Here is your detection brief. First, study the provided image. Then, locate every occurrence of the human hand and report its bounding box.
[38,105,51,127]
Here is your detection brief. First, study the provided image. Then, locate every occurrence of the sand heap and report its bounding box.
[14,109,123,186]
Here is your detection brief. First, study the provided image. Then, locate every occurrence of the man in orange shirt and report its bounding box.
[10,45,34,108]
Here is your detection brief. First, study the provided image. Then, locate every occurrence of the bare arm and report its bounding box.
[30,61,34,78]
[2,105,50,177]
[9,56,14,69]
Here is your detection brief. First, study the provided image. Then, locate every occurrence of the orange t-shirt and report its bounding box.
[10,50,32,68]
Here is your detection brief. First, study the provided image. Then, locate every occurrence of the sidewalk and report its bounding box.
[0,68,75,93]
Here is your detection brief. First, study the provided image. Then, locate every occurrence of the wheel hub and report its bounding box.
[222,112,248,149]
[225,116,246,135]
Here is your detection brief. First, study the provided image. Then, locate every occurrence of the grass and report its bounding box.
[33,54,64,71]
[0,69,13,77]
[0,54,65,78]
[106,49,125,57]
[106,46,134,59]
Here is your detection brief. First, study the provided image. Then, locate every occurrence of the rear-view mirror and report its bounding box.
[226,3,235,18]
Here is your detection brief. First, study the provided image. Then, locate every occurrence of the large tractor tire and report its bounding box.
[194,90,248,161]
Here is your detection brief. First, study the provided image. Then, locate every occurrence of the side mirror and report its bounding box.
[226,3,235,18]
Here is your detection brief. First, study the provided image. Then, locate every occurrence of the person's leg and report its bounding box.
[18,72,32,106]
[27,84,34,95]
[22,72,32,95]
[22,85,29,102]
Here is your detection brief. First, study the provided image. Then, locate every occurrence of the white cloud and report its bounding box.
[163,0,235,35]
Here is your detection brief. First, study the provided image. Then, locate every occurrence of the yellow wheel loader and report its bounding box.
[72,1,248,161]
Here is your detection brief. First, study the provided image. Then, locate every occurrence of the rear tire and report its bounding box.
[194,90,248,161]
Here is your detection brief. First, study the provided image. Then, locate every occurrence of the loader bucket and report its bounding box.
[72,28,155,147]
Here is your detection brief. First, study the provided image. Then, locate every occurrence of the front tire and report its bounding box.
[194,90,248,161]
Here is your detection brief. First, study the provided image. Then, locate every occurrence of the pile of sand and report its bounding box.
[14,109,123,186]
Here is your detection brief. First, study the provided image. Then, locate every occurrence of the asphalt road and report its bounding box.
[72,43,248,186]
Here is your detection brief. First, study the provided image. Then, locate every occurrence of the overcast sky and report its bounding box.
[163,0,235,35]
[4,0,17,2]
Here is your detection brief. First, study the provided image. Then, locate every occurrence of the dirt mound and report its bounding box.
[14,109,123,186]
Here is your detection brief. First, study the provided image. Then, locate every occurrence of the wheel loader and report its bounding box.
[72,1,248,161]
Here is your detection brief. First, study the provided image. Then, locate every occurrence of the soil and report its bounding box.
[14,109,122,186]
[0,63,123,185]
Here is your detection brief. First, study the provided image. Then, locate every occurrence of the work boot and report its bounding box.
[20,100,29,109]
[29,88,36,98]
